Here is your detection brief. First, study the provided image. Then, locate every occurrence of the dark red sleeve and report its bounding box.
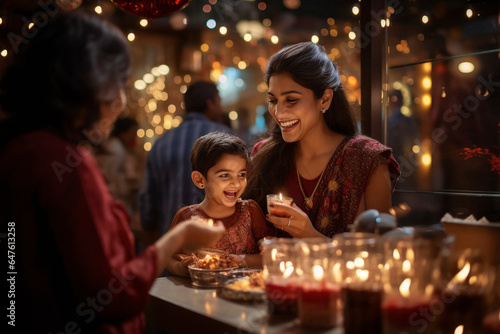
[40,148,158,319]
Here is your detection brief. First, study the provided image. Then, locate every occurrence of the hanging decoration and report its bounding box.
[110,0,192,19]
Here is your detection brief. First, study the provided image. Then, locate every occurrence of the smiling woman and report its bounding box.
[243,41,401,239]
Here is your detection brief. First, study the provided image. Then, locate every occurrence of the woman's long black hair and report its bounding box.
[0,9,130,144]
[243,42,358,213]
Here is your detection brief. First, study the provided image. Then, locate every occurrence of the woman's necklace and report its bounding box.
[296,162,328,210]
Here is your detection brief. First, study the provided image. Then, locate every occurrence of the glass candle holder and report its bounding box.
[382,237,443,334]
[266,193,293,217]
[297,238,341,329]
[333,232,384,334]
[261,238,300,316]
[438,248,494,334]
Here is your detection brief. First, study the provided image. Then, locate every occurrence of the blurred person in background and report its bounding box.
[0,10,224,333]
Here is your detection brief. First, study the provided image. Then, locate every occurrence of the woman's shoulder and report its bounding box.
[344,135,393,156]
[250,138,269,157]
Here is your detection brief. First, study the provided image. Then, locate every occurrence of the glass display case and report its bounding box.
[384,0,500,223]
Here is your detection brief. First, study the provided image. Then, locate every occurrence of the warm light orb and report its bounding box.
[134,80,146,90]
[94,6,102,14]
[158,64,170,75]
[458,62,474,74]
[219,26,227,35]
[311,35,319,43]
[243,33,252,42]
[140,19,148,27]
[229,111,238,120]
[200,44,209,52]
[271,35,279,44]
[127,33,135,41]
[144,142,152,151]
[421,154,431,166]
[348,31,356,40]
[137,129,145,138]
[352,5,359,15]
[466,9,473,18]
[1,49,7,57]
[422,77,432,89]
[422,15,429,24]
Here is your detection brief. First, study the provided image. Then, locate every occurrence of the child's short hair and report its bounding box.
[191,131,248,177]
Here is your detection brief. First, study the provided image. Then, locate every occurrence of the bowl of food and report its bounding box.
[187,249,241,288]
[218,268,266,302]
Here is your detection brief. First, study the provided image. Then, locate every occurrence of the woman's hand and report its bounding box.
[266,203,324,238]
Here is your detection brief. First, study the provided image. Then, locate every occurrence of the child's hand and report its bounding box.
[228,254,248,268]
[172,254,195,276]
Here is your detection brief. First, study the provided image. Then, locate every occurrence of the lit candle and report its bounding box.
[439,261,487,334]
[266,193,293,216]
[265,261,299,315]
[298,265,340,328]
[382,278,435,334]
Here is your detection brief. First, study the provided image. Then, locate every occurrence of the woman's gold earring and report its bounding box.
[321,108,326,114]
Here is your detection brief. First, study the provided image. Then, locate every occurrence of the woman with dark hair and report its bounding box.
[243,42,400,238]
[0,10,224,333]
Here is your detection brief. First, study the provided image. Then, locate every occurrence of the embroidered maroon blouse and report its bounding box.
[169,199,274,254]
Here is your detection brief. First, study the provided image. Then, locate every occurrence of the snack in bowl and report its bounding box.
[191,253,240,270]
[187,250,241,288]
[218,268,266,302]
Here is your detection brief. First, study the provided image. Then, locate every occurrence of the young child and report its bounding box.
[166,131,274,276]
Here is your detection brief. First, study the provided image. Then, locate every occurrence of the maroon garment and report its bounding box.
[0,130,158,333]
[170,199,274,254]
[253,136,400,238]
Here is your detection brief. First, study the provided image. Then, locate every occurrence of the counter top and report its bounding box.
[146,276,343,334]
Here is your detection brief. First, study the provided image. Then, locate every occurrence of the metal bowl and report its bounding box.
[217,267,266,302]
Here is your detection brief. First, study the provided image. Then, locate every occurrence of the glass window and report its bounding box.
[385,0,500,223]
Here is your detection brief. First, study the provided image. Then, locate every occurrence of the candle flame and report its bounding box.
[279,193,283,200]
[454,325,464,334]
[354,257,365,268]
[284,265,294,278]
[356,269,369,281]
[346,261,355,270]
[207,219,214,227]
[393,249,400,260]
[279,261,285,273]
[448,262,471,287]
[271,249,277,261]
[313,265,324,280]
[402,260,411,273]
[399,278,411,298]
